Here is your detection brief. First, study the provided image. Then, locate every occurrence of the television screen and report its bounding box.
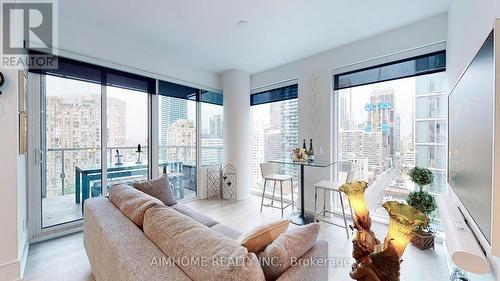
[448,31,494,243]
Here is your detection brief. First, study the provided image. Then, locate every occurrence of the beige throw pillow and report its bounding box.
[108,184,163,228]
[143,206,266,281]
[240,220,289,254]
[258,223,320,281]
[132,175,177,206]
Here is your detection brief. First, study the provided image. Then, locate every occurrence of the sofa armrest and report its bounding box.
[276,240,329,281]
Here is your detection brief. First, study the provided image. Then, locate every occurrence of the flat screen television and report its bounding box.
[448,31,494,243]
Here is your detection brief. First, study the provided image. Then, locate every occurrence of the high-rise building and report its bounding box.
[252,118,265,189]
[365,87,396,168]
[165,119,196,165]
[264,129,282,161]
[339,129,384,170]
[209,114,223,139]
[251,98,299,190]
[159,97,188,160]
[269,99,299,180]
[414,73,447,193]
[45,95,126,197]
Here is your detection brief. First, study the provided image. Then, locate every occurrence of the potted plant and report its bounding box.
[406,167,437,250]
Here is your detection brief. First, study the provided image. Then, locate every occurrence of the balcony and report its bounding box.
[42,145,223,227]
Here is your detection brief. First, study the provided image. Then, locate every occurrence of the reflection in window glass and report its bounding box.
[336,73,447,217]
[159,96,197,200]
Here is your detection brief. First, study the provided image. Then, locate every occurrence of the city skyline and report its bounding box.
[338,73,447,215]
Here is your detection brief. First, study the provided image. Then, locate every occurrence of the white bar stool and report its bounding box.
[259,163,294,218]
[314,171,354,238]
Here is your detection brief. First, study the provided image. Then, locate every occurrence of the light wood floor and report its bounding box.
[23,195,450,281]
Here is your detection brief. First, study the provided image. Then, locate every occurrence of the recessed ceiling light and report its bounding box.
[237,20,249,27]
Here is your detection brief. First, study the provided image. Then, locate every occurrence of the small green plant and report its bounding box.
[408,167,434,192]
[406,167,436,233]
[406,191,437,216]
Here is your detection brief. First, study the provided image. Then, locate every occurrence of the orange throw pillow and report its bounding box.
[240,220,289,254]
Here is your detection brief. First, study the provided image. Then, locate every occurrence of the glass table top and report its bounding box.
[269,159,336,167]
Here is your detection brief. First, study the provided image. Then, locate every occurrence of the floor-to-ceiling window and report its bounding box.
[106,86,149,185]
[200,91,224,167]
[42,75,102,227]
[32,56,221,232]
[334,51,447,218]
[158,81,198,200]
[251,84,299,198]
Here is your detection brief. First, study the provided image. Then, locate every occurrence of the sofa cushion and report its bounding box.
[211,224,243,240]
[258,223,320,281]
[84,197,192,281]
[172,203,219,227]
[133,175,177,206]
[240,220,289,254]
[108,184,163,228]
[143,205,266,281]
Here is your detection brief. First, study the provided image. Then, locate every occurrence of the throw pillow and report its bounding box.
[258,223,320,281]
[108,184,163,228]
[240,220,289,254]
[132,175,177,206]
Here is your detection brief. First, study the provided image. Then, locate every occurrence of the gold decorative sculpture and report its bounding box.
[339,181,429,281]
[383,201,428,258]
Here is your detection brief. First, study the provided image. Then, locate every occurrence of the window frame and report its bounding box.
[27,54,223,240]
[332,50,447,223]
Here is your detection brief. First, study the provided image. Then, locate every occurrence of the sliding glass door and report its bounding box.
[106,86,149,186]
[30,55,222,239]
[41,75,102,227]
[200,98,224,167]
[158,95,197,200]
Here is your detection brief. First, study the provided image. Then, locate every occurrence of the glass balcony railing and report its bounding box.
[44,145,223,199]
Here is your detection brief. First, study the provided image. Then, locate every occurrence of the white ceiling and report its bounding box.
[59,0,450,74]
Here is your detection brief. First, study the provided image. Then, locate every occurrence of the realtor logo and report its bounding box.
[1,0,58,69]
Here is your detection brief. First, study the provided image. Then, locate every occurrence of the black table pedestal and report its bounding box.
[287,165,315,225]
[287,211,316,225]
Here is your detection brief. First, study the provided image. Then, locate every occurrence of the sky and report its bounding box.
[46,75,223,144]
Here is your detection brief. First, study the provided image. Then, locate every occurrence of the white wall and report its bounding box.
[447,1,500,280]
[251,14,447,214]
[56,19,221,91]
[0,69,28,280]
[447,0,500,87]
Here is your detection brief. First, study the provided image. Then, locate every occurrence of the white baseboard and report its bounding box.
[0,259,22,281]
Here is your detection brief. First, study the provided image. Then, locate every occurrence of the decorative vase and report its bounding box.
[410,230,435,250]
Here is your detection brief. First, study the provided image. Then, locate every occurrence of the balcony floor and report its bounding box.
[43,194,82,227]
[42,188,197,227]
